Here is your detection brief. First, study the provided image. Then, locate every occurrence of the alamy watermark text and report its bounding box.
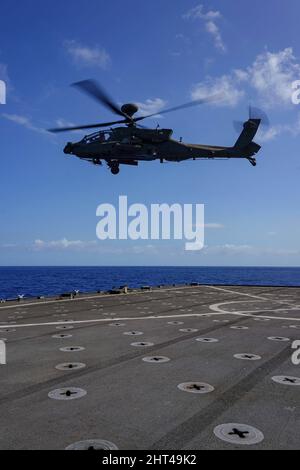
[0,80,6,105]
[96,196,204,251]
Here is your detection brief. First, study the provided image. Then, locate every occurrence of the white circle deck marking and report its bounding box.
[268,336,290,342]
[214,423,264,445]
[234,353,261,361]
[52,334,73,339]
[55,362,86,371]
[66,439,118,450]
[272,376,300,386]
[178,382,214,394]
[56,325,74,330]
[230,326,249,330]
[123,331,143,336]
[179,328,198,333]
[59,346,85,352]
[196,337,219,343]
[48,387,87,400]
[142,356,170,363]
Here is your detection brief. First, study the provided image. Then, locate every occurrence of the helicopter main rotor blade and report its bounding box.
[72,79,130,120]
[48,118,128,133]
[133,93,223,123]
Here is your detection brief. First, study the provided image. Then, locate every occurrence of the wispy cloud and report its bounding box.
[192,74,245,107]
[33,239,97,251]
[136,98,167,117]
[201,244,300,257]
[32,239,161,255]
[183,4,226,53]
[64,40,111,69]
[54,118,84,134]
[2,113,48,135]
[257,112,300,141]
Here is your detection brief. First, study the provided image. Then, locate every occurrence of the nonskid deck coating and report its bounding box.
[0,284,299,450]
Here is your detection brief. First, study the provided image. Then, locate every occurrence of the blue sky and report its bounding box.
[0,0,300,266]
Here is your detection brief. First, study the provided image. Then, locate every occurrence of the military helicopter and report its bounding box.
[49,80,264,175]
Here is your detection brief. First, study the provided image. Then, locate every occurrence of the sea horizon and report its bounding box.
[1,265,299,299]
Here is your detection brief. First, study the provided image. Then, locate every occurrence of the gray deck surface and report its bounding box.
[0,284,299,450]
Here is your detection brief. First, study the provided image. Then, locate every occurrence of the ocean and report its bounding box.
[0,266,299,299]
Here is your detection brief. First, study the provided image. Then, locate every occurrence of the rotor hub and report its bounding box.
[121,103,139,118]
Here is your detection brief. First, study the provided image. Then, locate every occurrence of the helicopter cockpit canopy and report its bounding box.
[81,130,113,144]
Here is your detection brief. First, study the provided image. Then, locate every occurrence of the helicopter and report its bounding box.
[49,80,264,175]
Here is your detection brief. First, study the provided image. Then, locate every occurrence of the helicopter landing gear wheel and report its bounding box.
[111,164,120,175]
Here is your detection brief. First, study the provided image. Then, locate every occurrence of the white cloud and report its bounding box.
[32,239,162,256]
[257,126,282,142]
[257,112,300,142]
[183,4,221,21]
[201,244,300,257]
[205,21,225,53]
[192,48,300,110]
[2,113,48,134]
[136,98,167,117]
[64,40,111,69]
[33,239,97,251]
[55,118,83,134]
[248,48,300,107]
[183,4,226,52]
[203,244,253,255]
[192,75,244,106]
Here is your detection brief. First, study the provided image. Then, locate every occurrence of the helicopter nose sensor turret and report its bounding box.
[64,142,73,154]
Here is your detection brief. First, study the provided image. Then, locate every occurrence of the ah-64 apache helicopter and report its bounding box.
[49,80,266,175]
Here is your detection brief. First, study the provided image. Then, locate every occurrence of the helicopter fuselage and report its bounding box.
[49,79,263,173]
[63,125,260,173]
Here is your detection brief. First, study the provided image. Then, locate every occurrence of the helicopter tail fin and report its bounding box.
[234,118,261,149]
